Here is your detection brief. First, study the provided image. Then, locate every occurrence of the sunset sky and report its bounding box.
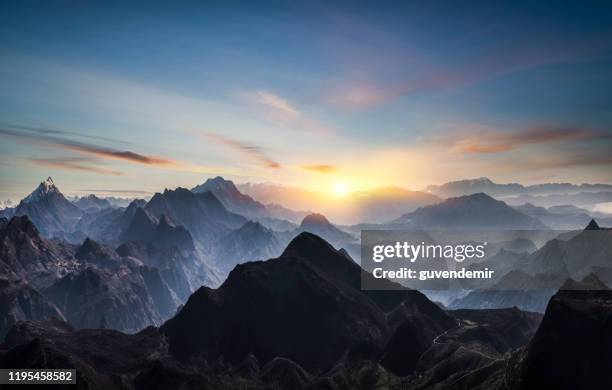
[1,1,612,201]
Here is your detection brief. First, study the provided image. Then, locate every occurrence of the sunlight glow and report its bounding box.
[333,181,349,197]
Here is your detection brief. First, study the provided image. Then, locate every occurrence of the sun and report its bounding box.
[333,181,349,197]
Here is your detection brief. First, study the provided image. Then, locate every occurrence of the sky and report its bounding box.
[1,0,612,201]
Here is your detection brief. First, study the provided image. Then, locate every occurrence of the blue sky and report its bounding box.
[1,0,612,200]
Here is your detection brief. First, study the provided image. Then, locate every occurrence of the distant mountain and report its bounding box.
[451,219,612,311]
[10,177,82,237]
[503,191,612,210]
[237,182,439,224]
[73,194,113,212]
[296,213,356,246]
[427,177,612,198]
[144,187,246,248]
[192,177,269,219]
[391,193,547,229]
[263,203,310,224]
[345,187,440,224]
[514,203,595,229]
[211,221,284,275]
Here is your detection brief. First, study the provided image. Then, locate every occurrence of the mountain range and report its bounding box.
[428,177,612,197]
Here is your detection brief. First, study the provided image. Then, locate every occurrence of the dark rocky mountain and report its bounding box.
[192,176,269,219]
[162,232,454,373]
[391,193,547,229]
[73,194,113,212]
[10,177,83,238]
[0,230,564,389]
[427,177,612,198]
[43,264,173,332]
[0,277,65,339]
[0,215,79,289]
[508,289,612,389]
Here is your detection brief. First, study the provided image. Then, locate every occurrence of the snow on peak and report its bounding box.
[23,177,61,203]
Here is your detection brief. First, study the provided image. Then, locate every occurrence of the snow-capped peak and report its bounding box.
[23,177,61,203]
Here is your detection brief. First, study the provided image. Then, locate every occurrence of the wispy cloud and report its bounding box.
[28,157,124,176]
[325,34,608,108]
[244,90,300,119]
[0,125,176,166]
[203,133,281,168]
[240,89,334,134]
[1,122,130,144]
[300,164,336,173]
[452,126,610,153]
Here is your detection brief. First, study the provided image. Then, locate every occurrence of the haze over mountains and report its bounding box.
[1,176,612,388]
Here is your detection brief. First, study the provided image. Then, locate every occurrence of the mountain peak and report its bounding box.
[23,177,61,203]
[192,176,238,194]
[585,219,600,231]
[299,213,331,228]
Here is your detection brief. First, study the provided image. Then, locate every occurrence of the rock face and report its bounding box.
[511,290,612,390]
[162,232,453,372]
[0,277,65,339]
[391,193,547,229]
[0,215,78,289]
[44,265,168,332]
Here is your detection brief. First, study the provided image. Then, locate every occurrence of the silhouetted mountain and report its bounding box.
[391,193,546,229]
[11,177,82,238]
[0,277,65,339]
[192,176,269,218]
[162,232,453,373]
[510,289,612,389]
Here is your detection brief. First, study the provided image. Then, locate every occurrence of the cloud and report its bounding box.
[325,34,608,108]
[0,125,176,166]
[1,122,130,144]
[240,90,333,134]
[245,90,300,118]
[28,157,124,176]
[300,164,336,173]
[203,133,281,168]
[453,127,610,153]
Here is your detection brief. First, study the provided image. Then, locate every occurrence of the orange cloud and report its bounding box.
[0,126,176,166]
[300,164,336,173]
[453,127,609,154]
